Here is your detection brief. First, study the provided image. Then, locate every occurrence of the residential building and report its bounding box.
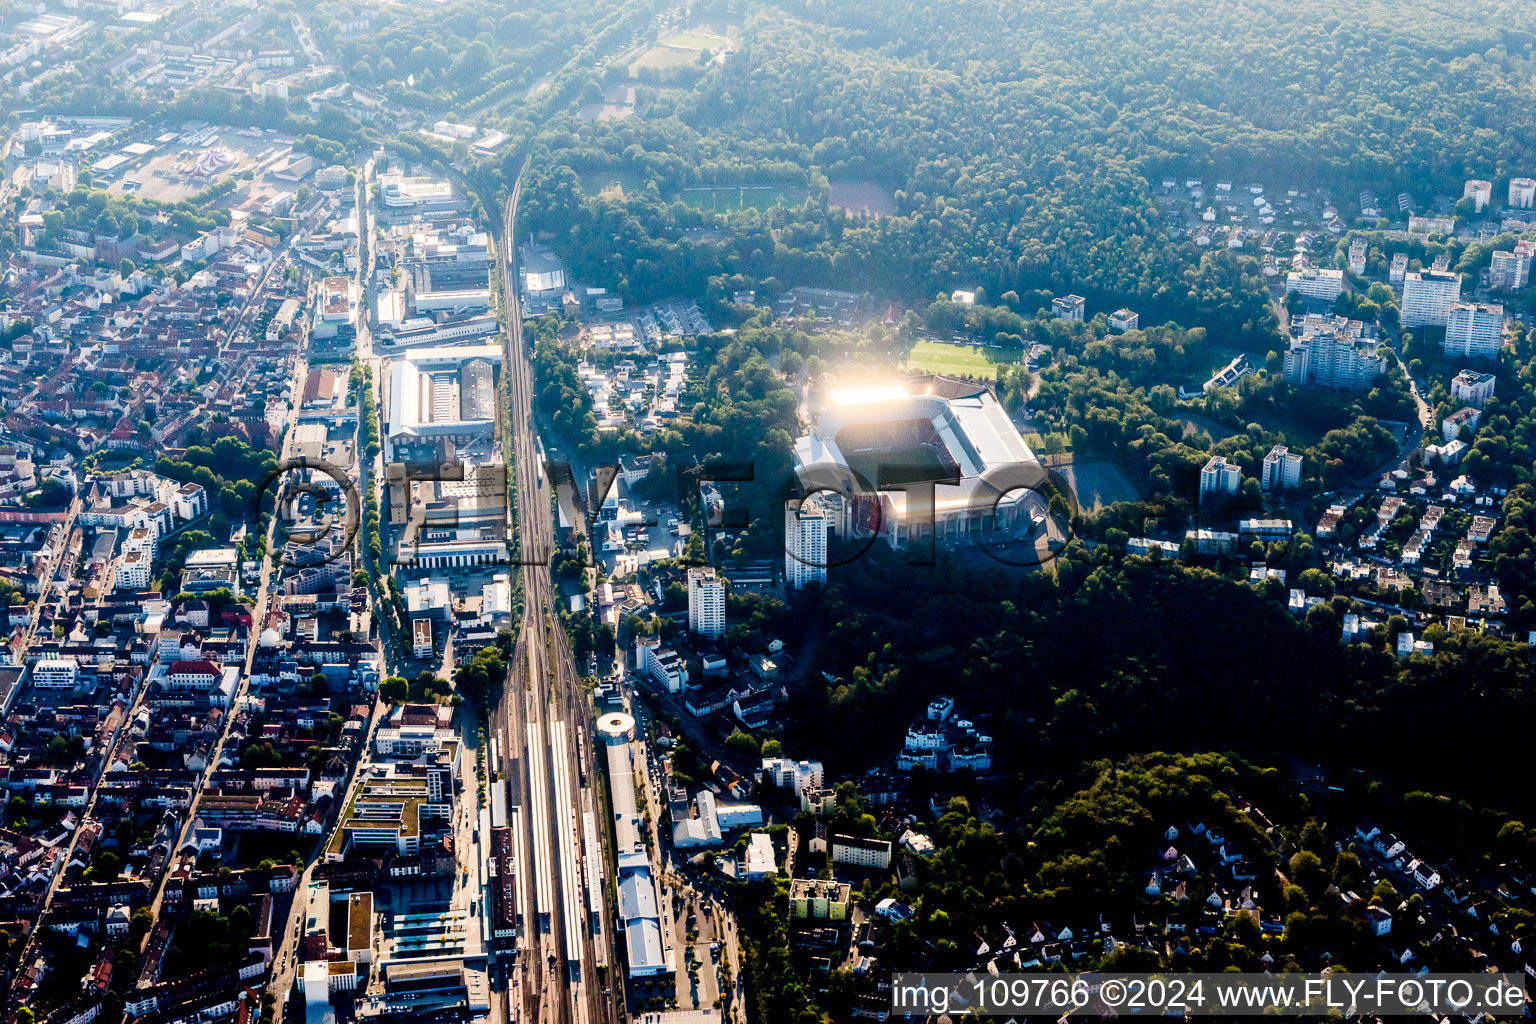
[1401,269,1462,327]
[1108,308,1138,332]
[760,758,824,796]
[1510,177,1536,210]
[1261,446,1303,492]
[831,834,893,869]
[1489,241,1534,292]
[635,637,686,692]
[1284,315,1385,390]
[1451,369,1496,408]
[1388,253,1408,284]
[1199,456,1242,498]
[1051,294,1086,321]
[686,567,725,639]
[1444,302,1503,359]
[1348,239,1366,275]
[1464,179,1492,212]
[784,500,827,591]
[1285,266,1345,302]
[1490,249,1530,292]
[1441,407,1481,443]
[789,878,850,920]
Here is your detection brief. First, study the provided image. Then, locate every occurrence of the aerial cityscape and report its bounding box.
[0,0,1535,1022]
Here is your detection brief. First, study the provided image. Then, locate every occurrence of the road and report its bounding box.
[268,158,391,1019]
[138,345,309,948]
[492,172,622,1024]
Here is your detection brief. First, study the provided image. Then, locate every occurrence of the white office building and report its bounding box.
[32,658,79,689]
[1199,456,1242,498]
[686,567,725,639]
[784,500,828,590]
[1261,446,1303,492]
[1401,269,1462,328]
[1444,302,1504,359]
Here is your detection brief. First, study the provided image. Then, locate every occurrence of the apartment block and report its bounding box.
[1444,302,1503,359]
[1401,269,1462,327]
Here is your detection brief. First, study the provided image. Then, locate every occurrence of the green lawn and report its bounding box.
[903,339,1016,375]
[665,30,728,50]
[629,45,702,73]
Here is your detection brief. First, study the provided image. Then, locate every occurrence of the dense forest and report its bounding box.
[474,0,1536,332]
[787,543,1536,813]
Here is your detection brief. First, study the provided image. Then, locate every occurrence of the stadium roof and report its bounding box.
[794,382,1040,515]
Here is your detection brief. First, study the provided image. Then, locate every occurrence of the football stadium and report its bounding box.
[792,379,1046,547]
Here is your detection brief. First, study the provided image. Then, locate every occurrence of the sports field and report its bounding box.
[903,339,1016,374]
[665,30,727,49]
[842,445,952,489]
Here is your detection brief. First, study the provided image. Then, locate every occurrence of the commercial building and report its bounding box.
[1285,266,1344,302]
[31,658,79,689]
[384,345,502,460]
[1444,303,1504,359]
[1199,456,1241,498]
[1451,369,1496,408]
[686,566,725,639]
[312,276,358,342]
[598,713,669,979]
[744,833,777,879]
[1261,446,1303,492]
[1401,269,1462,328]
[376,174,461,218]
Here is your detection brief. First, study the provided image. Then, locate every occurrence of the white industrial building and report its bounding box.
[385,345,502,460]
[598,713,670,980]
